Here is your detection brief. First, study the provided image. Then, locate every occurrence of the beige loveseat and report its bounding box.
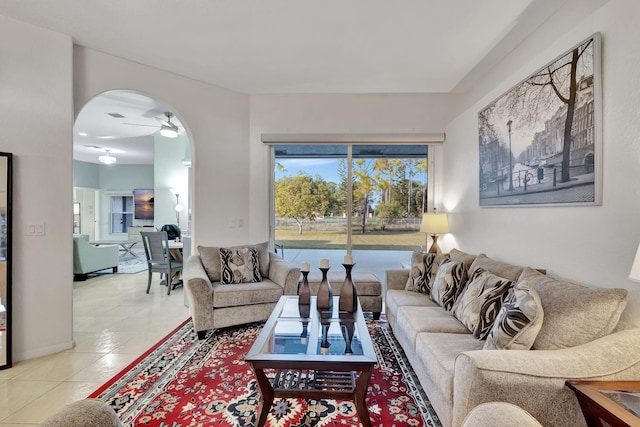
[385,249,640,427]
[184,242,300,339]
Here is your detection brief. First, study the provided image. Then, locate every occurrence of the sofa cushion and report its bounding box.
[518,267,628,350]
[385,289,438,317]
[483,282,544,350]
[468,253,527,282]
[452,268,514,339]
[198,241,269,282]
[415,332,484,408]
[449,248,477,272]
[220,246,262,284]
[405,251,430,292]
[212,279,283,308]
[430,260,467,311]
[394,306,472,368]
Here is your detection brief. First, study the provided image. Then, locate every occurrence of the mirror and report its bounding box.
[0,153,12,370]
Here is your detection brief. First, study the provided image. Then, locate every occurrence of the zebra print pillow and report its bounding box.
[429,260,466,311]
[220,246,262,284]
[452,267,514,339]
[405,251,429,292]
[405,252,450,294]
[484,282,544,350]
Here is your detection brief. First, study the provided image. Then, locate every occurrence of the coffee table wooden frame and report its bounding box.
[566,380,640,426]
[246,296,377,427]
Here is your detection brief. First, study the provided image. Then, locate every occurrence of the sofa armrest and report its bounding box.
[452,328,640,427]
[184,255,215,332]
[268,251,301,296]
[386,269,409,291]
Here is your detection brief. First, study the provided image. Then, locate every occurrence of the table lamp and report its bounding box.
[629,243,640,282]
[420,210,450,254]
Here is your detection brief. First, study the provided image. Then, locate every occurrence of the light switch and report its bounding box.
[27,223,45,236]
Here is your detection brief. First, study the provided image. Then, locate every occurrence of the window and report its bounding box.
[110,195,133,234]
[272,144,429,274]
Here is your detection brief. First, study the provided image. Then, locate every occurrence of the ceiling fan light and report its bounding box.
[160,124,178,138]
[98,149,116,164]
[98,153,117,164]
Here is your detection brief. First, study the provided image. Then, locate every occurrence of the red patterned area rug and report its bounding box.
[89,315,442,427]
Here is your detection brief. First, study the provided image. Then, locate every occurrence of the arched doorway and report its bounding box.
[73,90,191,240]
[72,89,193,342]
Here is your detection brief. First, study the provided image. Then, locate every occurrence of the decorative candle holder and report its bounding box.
[339,263,358,313]
[317,267,333,310]
[298,270,311,305]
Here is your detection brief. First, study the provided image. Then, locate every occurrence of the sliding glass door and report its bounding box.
[273,144,429,278]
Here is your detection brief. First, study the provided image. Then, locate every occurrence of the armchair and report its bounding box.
[184,242,300,339]
[73,236,119,281]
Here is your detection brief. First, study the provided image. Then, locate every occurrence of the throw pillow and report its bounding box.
[467,253,528,282]
[198,241,269,282]
[426,253,451,293]
[219,246,262,284]
[518,267,628,350]
[452,268,515,339]
[483,282,544,350]
[405,251,429,292]
[429,260,466,311]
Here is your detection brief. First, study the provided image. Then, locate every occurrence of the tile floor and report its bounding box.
[0,271,190,426]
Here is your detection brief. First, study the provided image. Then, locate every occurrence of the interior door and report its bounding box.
[76,188,97,241]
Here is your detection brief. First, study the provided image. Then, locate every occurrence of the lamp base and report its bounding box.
[428,234,440,254]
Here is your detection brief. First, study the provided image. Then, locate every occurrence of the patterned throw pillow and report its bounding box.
[405,251,429,292]
[429,260,466,311]
[483,282,544,350]
[219,247,262,284]
[426,253,451,293]
[405,252,450,294]
[452,268,514,339]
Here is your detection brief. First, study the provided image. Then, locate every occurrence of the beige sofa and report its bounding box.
[385,249,640,427]
[184,242,300,339]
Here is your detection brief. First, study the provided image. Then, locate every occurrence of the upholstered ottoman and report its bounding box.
[306,270,382,319]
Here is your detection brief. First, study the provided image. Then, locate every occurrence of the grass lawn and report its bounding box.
[275,230,424,251]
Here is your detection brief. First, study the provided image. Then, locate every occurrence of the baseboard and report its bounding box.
[14,339,75,362]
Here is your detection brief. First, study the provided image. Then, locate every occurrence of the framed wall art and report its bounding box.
[478,33,602,207]
[134,189,154,220]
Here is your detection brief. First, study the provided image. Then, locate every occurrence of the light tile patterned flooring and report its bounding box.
[0,271,190,426]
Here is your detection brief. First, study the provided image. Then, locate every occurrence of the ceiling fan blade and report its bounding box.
[142,108,163,118]
[123,123,158,127]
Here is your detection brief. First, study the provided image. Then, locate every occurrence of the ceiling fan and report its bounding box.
[159,112,179,138]
[123,111,180,138]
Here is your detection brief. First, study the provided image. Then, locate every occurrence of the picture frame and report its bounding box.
[134,189,154,220]
[478,33,602,207]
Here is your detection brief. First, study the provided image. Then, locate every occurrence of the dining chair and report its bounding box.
[140,231,183,295]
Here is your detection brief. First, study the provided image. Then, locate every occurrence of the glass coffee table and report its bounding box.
[246,295,377,427]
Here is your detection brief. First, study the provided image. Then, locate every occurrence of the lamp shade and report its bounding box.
[629,243,640,282]
[420,213,449,235]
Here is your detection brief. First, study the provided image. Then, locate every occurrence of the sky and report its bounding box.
[276,158,341,183]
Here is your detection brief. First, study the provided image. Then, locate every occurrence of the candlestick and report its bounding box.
[320,259,330,269]
[344,254,353,265]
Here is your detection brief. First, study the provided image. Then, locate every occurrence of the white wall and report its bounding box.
[249,93,460,243]
[73,47,251,249]
[0,16,74,359]
[441,0,640,326]
[154,134,189,230]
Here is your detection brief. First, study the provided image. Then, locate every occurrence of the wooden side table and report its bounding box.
[566,380,640,426]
